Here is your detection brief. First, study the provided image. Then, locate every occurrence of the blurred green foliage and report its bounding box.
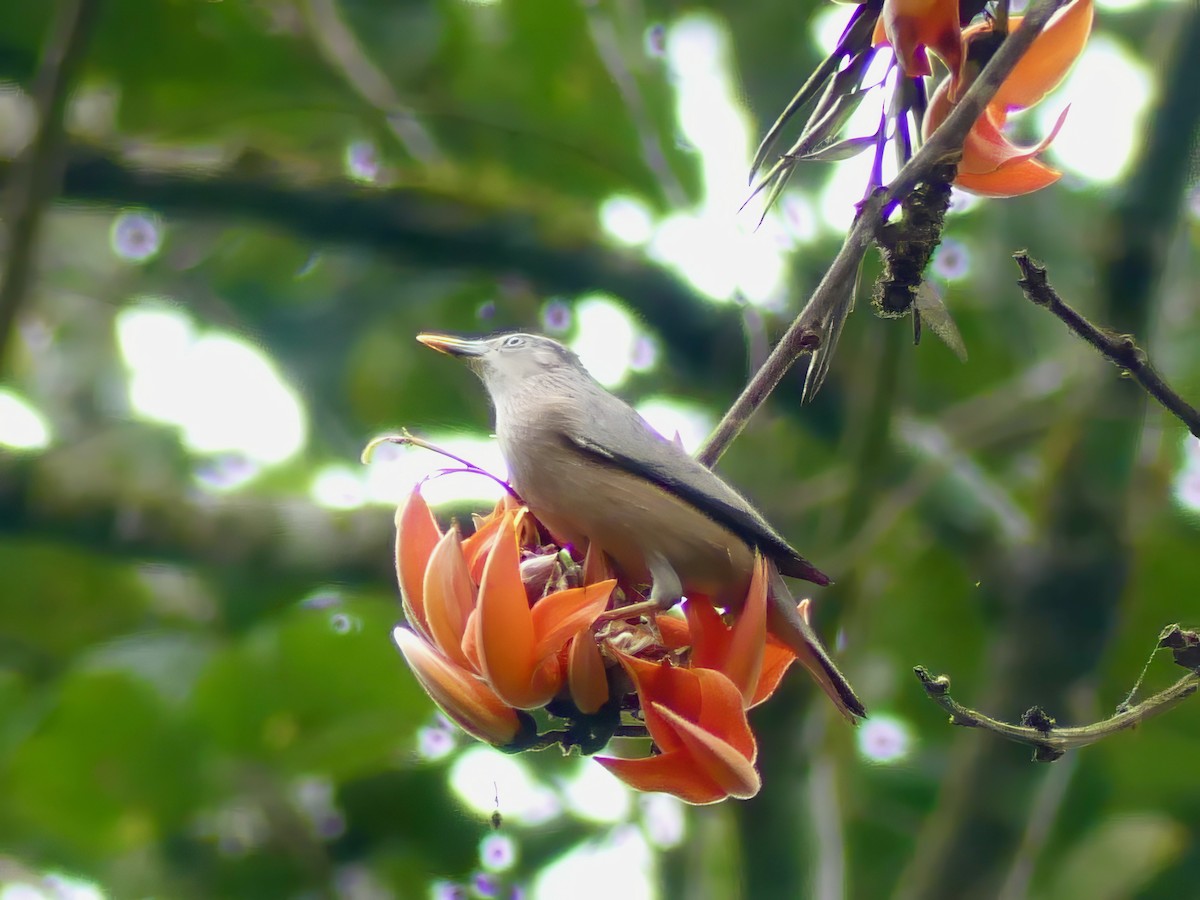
[1,0,1198,898]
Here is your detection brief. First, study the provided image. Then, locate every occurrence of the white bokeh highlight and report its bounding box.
[0,389,51,450]
[117,303,306,468]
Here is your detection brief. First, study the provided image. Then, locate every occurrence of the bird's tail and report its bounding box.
[766,563,866,721]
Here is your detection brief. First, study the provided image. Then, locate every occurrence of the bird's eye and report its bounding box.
[502,336,524,348]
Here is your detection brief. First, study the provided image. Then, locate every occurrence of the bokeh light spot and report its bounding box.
[0,389,51,449]
[599,195,655,246]
[856,713,913,764]
[1036,36,1152,185]
[118,303,307,468]
[110,210,162,262]
[568,295,638,388]
[480,833,518,872]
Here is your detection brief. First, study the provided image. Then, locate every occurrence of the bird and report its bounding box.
[417,331,865,720]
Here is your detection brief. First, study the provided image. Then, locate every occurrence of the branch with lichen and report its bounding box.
[697,0,1071,467]
[915,625,1200,761]
[1014,251,1200,439]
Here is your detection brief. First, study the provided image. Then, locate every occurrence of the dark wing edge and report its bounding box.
[567,434,832,587]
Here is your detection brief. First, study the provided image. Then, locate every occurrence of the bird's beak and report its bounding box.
[417,333,487,358]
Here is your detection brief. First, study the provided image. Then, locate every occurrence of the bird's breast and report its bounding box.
[496,416,754,606]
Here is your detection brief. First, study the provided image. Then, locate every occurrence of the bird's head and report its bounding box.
[417,332,584,397]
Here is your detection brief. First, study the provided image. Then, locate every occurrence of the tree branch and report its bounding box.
[896,6,1200,896]
[0,440,396,587]
[0,0,102,373]
[914,623,1200,761]
[1,146,746,393]
[696,0,1070,467]
[1014,251,1200,439]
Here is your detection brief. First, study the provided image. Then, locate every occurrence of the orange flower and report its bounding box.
[390,481,820,803]
[596,655,760,805]
[393,627,524,746]
[392,486,614,746]
[475,512,614,709]
[923,0,1094,197]
[874,0,962,79]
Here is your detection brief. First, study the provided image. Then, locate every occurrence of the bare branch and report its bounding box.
[915,625,1200,761]
[1014,251,1200,439]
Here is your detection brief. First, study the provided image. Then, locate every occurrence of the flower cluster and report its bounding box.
[752,0,1094,205]
[883,0,1094,196]
[392,485,812,804]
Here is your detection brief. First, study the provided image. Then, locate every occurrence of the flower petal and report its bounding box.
[395,486,442,638]
[615,654,756,762]
[655,613,692,651]
[597,750,730,805]
[751,636,799,708]
[531,580,615,664]
[423,526,478,670]
[923,77,1069,197]
[979,0,1093,112]
[651,702,761,800]
[568,628,609,714]
[682,558,767,705]
[954,156,1062,197]
[960,104,1069,175]
[875,0,962,78]
[394,626,520,746]
[476,513,548,709]
[463,510,507,582]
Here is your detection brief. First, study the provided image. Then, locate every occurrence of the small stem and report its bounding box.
[1013,252,1200,439]
[362,430,523,499]
[523,723,649,751]
[913,666,1199,761]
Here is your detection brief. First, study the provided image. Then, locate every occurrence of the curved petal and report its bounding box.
[655,613,692,652]
[955,156,1062,197]
[476,513,549,709]
[568,628,609,714]
[394,626,520,746]
[395,486,442,638]
[463,512,507,582]
[652,703,761,800]
[683,597,726,671]
[531,580,615,663]
[961,105,1069,175]
[615,654,756,762]
[923,78,1069,197]
[721,556,767,703]
[750,636,798,709]
[582,543,614,584]
[596,750,728,805]
[461,607,482,672]
[682,558,767,705]
[876,0,962,78]
[970,0,1094,112]
[615,655,700,755]
[423,526,478,670]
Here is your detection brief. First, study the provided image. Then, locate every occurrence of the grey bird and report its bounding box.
[417,331,865,720]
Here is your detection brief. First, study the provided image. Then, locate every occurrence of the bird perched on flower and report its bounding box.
[417,331,864,721]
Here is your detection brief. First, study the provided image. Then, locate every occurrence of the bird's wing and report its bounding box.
[564,393,830,586]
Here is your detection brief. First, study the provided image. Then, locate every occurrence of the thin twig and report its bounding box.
[362,430,522,500]
[301,0,439,164]
[0,0,102,373]
[582,2,688,207]
[697,0,1071,465]
[1014,251,1200,439]
[914,625,1200,761]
